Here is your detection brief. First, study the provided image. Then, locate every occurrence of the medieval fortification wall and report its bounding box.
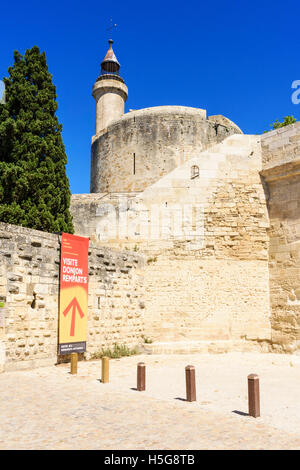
[72,132,272,351]
[90,106,242,193]
[0,223,145,372]
[261,121,300,352]
[71,122,300,354]
[1,118,300,372]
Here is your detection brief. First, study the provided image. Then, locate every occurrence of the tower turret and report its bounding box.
[92,39,128,134]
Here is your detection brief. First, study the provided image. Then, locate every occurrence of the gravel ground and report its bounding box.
[1,352,300,450]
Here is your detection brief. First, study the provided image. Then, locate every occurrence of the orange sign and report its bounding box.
[58,233,89,355]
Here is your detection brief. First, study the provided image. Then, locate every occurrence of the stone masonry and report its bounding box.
[261,122,300,352]
[1,36,300,370]
[72,133,272,351]
[71,122,300,355]
[90,106,242,193]
[0,223,145,372]
[2,123,300,371]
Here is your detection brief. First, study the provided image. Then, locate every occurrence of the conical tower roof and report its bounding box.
[101,39,120,74]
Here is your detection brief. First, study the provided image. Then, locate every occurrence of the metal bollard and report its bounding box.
[248,374,260,418]
[185,365,196,402]
[137,362,146,391]
[70,353,78,375]
[101,356,109,383]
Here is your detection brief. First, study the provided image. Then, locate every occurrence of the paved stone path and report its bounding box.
[1,354,300,450]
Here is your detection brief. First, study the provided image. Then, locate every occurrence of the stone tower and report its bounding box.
[92,39,128,135]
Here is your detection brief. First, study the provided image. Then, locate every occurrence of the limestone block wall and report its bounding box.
[0,223,145,372]
[90,106,242,193]
[72,134,272,350]
[262,121,300,170]
[261,122,300,352]
[139,134,270,346]
[71,192,141,242]
[142,257,270,350]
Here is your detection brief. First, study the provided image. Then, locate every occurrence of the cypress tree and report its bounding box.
[0,46,74,233]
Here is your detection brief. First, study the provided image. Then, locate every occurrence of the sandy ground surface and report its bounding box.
[1,352,300,449]
[95,352,300,436]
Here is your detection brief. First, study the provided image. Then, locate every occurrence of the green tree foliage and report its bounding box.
[0,46,74,233]
[264,115,297,133]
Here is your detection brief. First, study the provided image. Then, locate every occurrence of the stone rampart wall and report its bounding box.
[91,106,242,193]
[261,123,300,351]
[0,223,145,372]
[73,134,272,350]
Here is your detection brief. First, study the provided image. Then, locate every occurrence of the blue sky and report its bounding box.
[1,0,299,194]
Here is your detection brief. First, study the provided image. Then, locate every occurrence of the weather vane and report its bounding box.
[107,17,117,39]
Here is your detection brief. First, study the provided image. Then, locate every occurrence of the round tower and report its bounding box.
[92,39,128,134]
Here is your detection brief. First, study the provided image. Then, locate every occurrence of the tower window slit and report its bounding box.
[191,165,199,179]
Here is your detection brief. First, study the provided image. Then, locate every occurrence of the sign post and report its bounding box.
[58,233,89,355]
